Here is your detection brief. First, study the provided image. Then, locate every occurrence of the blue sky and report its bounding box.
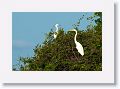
[12,12,94,65]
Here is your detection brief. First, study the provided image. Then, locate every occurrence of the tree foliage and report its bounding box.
[13,12,102,71]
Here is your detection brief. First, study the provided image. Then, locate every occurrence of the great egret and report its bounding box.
[69,29,84,56]
[53,24,59,39]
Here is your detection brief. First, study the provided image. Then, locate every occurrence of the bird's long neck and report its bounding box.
[74,30,77,43]
[55,26,58,32]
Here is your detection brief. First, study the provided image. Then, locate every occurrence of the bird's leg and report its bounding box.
[77,52,80,60]
[72,47,79,60]
[69,42,78,60]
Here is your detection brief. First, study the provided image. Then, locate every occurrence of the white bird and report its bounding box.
[69,29,84,56]
[53,24,59,39]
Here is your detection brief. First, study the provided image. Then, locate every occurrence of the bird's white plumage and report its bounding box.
[75,41,84,56]
[53,32,57,39]
[53,24,59,39]
[69,29,84,56]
